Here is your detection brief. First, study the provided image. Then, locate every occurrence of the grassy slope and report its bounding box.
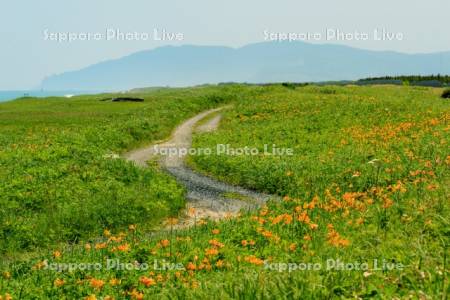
[0,86,241,256]
[188,85,450,297]
[191,85,449,197]
[1,85,449,299]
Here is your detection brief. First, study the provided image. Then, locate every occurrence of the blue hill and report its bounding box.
[41,42,450,91]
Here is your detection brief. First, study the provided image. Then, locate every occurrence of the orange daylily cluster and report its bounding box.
[115,243,131,252]
[0,294,13,300]
[186,256,221,272]
[54,278,65,287]
[53,251,62,259]
[90,278,105,290]
[208,239,224,248]
[326,224,350,247]
[271,213,293,225]
[205,248,219,256]
[241,240,255,247]
[160,239,170,248]
[244,255,264,266]
[95,242,107,250]
[130,289,144,300]
[139,276,156,287]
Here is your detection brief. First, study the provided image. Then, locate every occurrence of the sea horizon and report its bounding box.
[0,90,104,102]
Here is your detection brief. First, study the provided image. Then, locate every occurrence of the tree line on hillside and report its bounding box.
[357,75,450,87]
[218,75,450,88]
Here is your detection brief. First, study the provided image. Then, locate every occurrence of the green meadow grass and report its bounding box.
[0,85,449,299]
[0,86,244,256]
[191,85,449,197]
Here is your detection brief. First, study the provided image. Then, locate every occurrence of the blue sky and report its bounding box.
[1,0,449,90]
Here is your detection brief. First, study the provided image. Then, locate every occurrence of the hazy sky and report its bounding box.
[1,0,449,90]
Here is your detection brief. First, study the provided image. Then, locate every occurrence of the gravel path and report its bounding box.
[125,107,272,227]
[196,114,222,133]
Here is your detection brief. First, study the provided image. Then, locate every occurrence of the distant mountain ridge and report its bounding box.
[41,42,450,91]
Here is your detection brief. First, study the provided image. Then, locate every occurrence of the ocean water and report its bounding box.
[0,90,102,102]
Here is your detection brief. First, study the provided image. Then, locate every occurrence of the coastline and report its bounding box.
[0,90,103,102]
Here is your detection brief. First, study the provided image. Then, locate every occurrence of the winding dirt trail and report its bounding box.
[125,107,272,227]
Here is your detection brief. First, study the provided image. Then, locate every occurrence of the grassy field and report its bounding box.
[0,86,241,257]
[0,85,449,299]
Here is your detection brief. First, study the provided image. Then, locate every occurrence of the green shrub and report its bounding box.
[281,82,296,89]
